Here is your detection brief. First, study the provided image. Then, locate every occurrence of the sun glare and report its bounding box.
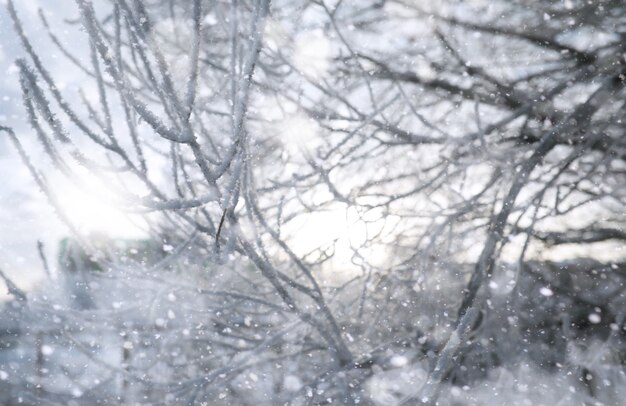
[55,182,146,239]
[283,204,391,283]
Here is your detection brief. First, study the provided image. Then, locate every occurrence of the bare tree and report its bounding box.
[1,0,624,405]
